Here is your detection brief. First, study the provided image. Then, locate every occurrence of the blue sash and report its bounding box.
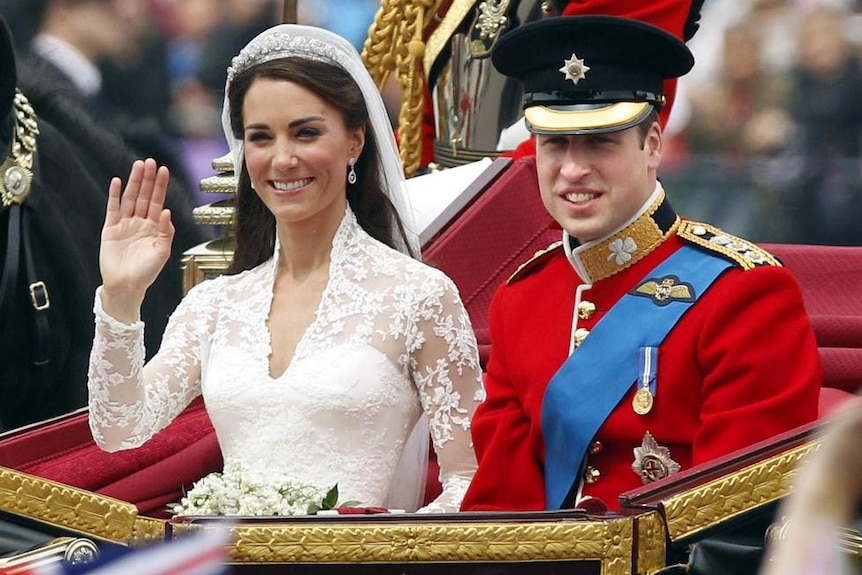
[541,246,733,509]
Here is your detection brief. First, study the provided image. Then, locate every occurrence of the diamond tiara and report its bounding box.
[227,33,346,81]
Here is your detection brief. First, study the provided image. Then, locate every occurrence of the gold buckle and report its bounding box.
[29,280,50,310]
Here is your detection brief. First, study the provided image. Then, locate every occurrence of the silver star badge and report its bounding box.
[559,53,590,85]
[632,431,681,484]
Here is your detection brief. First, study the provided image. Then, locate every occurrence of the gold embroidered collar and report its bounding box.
[564,187,680,283]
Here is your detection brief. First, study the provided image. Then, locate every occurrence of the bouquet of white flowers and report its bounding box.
[171,461,340,517]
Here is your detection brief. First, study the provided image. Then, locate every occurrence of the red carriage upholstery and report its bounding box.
[760,243,862,414]
[1,158,860,517]
[0,399,220,518]
[422,156,560,366]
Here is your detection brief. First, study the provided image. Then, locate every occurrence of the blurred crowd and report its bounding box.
[1,0,862,245]
[672,0,862,159]
[665,0,862,245]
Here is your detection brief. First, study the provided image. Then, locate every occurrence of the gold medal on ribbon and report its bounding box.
[632,387,653,415]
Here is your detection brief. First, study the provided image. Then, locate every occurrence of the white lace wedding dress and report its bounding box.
[88,208,485,513]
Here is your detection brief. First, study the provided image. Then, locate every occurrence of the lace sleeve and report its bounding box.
[409,272,485,513]
[87,284,210,452]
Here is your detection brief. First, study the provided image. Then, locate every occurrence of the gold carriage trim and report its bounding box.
[171,513,657,572]
[0,466,150,544]
[660,439,821,542]
[637,510,668,573]
[182,237,237,292]
[211,153,234,172]
[508,241,563,284]
[677,221,782,270]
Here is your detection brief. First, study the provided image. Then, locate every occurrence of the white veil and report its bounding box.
[221,24,429,511]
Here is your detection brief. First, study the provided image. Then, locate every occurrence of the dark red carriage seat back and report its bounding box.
[760,244,862,321]
[761,243,862,413]
[422,156,560,366]
[0,398,221,518]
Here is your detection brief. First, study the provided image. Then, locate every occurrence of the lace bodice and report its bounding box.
[88,209,485,512]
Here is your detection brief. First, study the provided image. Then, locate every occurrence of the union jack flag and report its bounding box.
[14,530,230,575]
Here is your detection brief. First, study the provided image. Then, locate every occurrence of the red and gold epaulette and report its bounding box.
[507,241,563,284]
[676,221,781,270]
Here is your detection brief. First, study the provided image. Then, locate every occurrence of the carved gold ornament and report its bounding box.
[470,0,511,56]
[0,466,157,544]
[172,514,647,573]
[661,440,820,541]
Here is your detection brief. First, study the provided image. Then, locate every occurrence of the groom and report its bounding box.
[460,14,821,512]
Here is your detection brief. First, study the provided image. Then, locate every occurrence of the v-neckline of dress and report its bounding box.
[263,211,350,382]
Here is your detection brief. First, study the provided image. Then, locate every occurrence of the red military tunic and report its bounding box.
[461,190,821,512]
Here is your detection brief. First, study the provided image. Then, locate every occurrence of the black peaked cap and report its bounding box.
[491,16,694,134]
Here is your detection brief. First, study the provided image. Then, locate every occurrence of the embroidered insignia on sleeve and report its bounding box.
[631,275,695,306]
[677,221,781,270]
[632,431,681,484]
[507,241,563,284]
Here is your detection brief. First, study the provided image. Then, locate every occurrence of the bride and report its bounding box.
[87,24,484,514]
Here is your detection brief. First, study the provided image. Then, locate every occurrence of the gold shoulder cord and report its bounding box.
[363,0,442,178]
[0,89,38,207]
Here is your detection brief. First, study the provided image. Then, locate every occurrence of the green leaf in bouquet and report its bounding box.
[322,484,339,510]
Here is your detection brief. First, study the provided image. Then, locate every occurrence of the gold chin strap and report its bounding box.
[0,89,38,207]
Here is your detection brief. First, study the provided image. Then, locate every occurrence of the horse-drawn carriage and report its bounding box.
[1,1,862,573]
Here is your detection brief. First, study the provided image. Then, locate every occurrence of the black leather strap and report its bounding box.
[0,203,22,326]
[21,207,51,368]
[0,150,51,382]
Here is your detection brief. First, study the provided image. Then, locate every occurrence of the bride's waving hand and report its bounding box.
[100,158,175,323]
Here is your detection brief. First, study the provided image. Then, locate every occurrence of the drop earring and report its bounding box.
[347,158,357,185]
